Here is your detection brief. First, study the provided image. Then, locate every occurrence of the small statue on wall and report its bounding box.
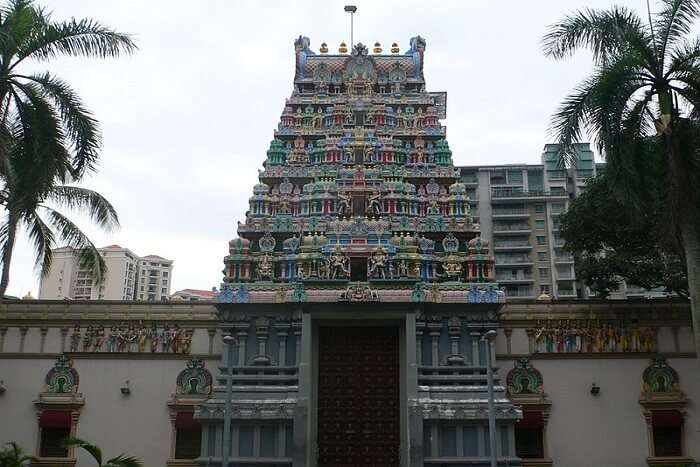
[328,245,349,279]
[69,325,81,352]
[530,319,658,354]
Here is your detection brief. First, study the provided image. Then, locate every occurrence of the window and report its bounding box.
[535,203,545,213]
[162,288,167,294]
[535,219,545,230]
[462,426,478,456]
[651,410,683,457]
[260,426,277,457]
[537,252,547,261]
[174,412,201,459]
[540,285,550,294]
[440,426,457,456]
[539,268,549,278]
[536,236,546,245]
[163,271,169,278]
[39,411,71,457]
[239,426,254,457]
[515,412,545,459]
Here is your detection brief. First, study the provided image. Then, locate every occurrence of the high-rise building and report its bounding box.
[38,245,173,301]
[459,146,669,300]
[458,144,598,300]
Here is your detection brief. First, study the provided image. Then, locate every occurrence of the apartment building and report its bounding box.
[459,143,599,299]
[135,255,173,301]
[170,288,217,301]
[38,245,173,301]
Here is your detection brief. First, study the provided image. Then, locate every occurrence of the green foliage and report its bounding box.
[0,0,136,295]
[561,172,687,298]
[0,442,34,467]
[63,438,143,467]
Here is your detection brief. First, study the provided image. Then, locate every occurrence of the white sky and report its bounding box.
[7,0,653,298]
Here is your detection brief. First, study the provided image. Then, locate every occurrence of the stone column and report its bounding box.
[252,317,271,365]
[207,328,217,355]
[275,320,291,366]
[406,310,423,467]
[446,317,465,365]
[470,331,481,366]
[415,314,425,365]
[427,320,442,366]
[293,308,310,467]
[504,328,513,355]
[60,327,69,353]
[0,327,7,353]
[39,327,48,353]
[293,319,302,365]
[19,327,28,353]
[234,321,249,367]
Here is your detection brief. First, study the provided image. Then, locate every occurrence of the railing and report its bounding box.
[505,287,536,297]
[495,256,534,264]
[491,188,568,198]
[493,224,531,231]
[496,275,534,281]
[494,241,532,248]
[492,208,529,216]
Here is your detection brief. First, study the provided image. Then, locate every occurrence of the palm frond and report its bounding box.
[41,206,107,285]
[104,454,144,467]
[48,185,119,231]
[542,6,646,64]
[14,15,136,65]
[63,437,102,465]
[548,75,597,165]
[17,72,100,177]
[655,0,700,59]
[23,209,55,277]
[665,36,700,77]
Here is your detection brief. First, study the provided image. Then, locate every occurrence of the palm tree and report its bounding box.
[543,0,700,353]
[0,0,136,296]
[63,438,143,467]
[0,442,35,467]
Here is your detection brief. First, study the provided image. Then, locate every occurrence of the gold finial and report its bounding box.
[320,42,328,53]
[339,41,348,53]
[373,41,382,53]
[390,42,400,54]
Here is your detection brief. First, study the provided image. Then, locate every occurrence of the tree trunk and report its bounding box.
[0,215,18,297]
[680,218,700,359]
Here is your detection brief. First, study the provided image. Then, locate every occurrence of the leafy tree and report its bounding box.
[0,0,136,296]
[63,438,143,467]
[561,173,687,298]
[0,442,34,467]
[544,0,700,351]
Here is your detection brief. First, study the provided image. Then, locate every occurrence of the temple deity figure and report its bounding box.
[534,321,545,353]
[545,325,555,353]
[107,326,118,352]
[137,325,148,352]
[70,325,81,352]
[427,199,440,215]
[337,192,352,217]
[563,322,574,352]
[329,246,350,279]
[366,192,382,217]
[573,321,583,352]
[631,322,642,352]
[583,322,594,352]
[595,324,606,352]
[620,326,630,352]
[182,330,193,354]
[369,247,388,279]
[82,325,93,352]
[257,254,273,280]
[149,324,160,353]
[606,324,617,352]
[555,323,564,352]
[642,327,656,353]
[161,324,172,352]
[93,326,105,352]
[398,260,409,277]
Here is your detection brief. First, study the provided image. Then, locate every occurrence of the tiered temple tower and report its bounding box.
[205,36,521,467]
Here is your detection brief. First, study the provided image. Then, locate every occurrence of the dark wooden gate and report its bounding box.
[317,326,400,467]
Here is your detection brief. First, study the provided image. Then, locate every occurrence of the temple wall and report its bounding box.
[0,300,697,467]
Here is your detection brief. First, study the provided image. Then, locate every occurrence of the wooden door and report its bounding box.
[317,326,400,467]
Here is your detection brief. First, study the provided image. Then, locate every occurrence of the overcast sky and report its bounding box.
[7,0,654,298]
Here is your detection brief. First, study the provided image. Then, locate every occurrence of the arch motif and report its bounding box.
[506,357,544,395]
[642,356,680,394]
[45,354,79,394]
[176,358,213,396]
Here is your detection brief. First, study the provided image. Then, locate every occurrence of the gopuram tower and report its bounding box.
[204,36,521,467]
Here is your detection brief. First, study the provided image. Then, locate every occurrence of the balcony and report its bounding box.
[496,275,534,283]
[555,254,574,263]
[493,241,533,251]
[492,209,530,219]
[491,188,569,202]
[504,287,536,298]
[495,256,534,266]
[493,224,532,235]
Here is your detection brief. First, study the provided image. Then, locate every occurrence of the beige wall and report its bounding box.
[496,357,700,467]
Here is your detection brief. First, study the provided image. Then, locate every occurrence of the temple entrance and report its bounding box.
[317,327,400,467]
[350,258,367,282]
